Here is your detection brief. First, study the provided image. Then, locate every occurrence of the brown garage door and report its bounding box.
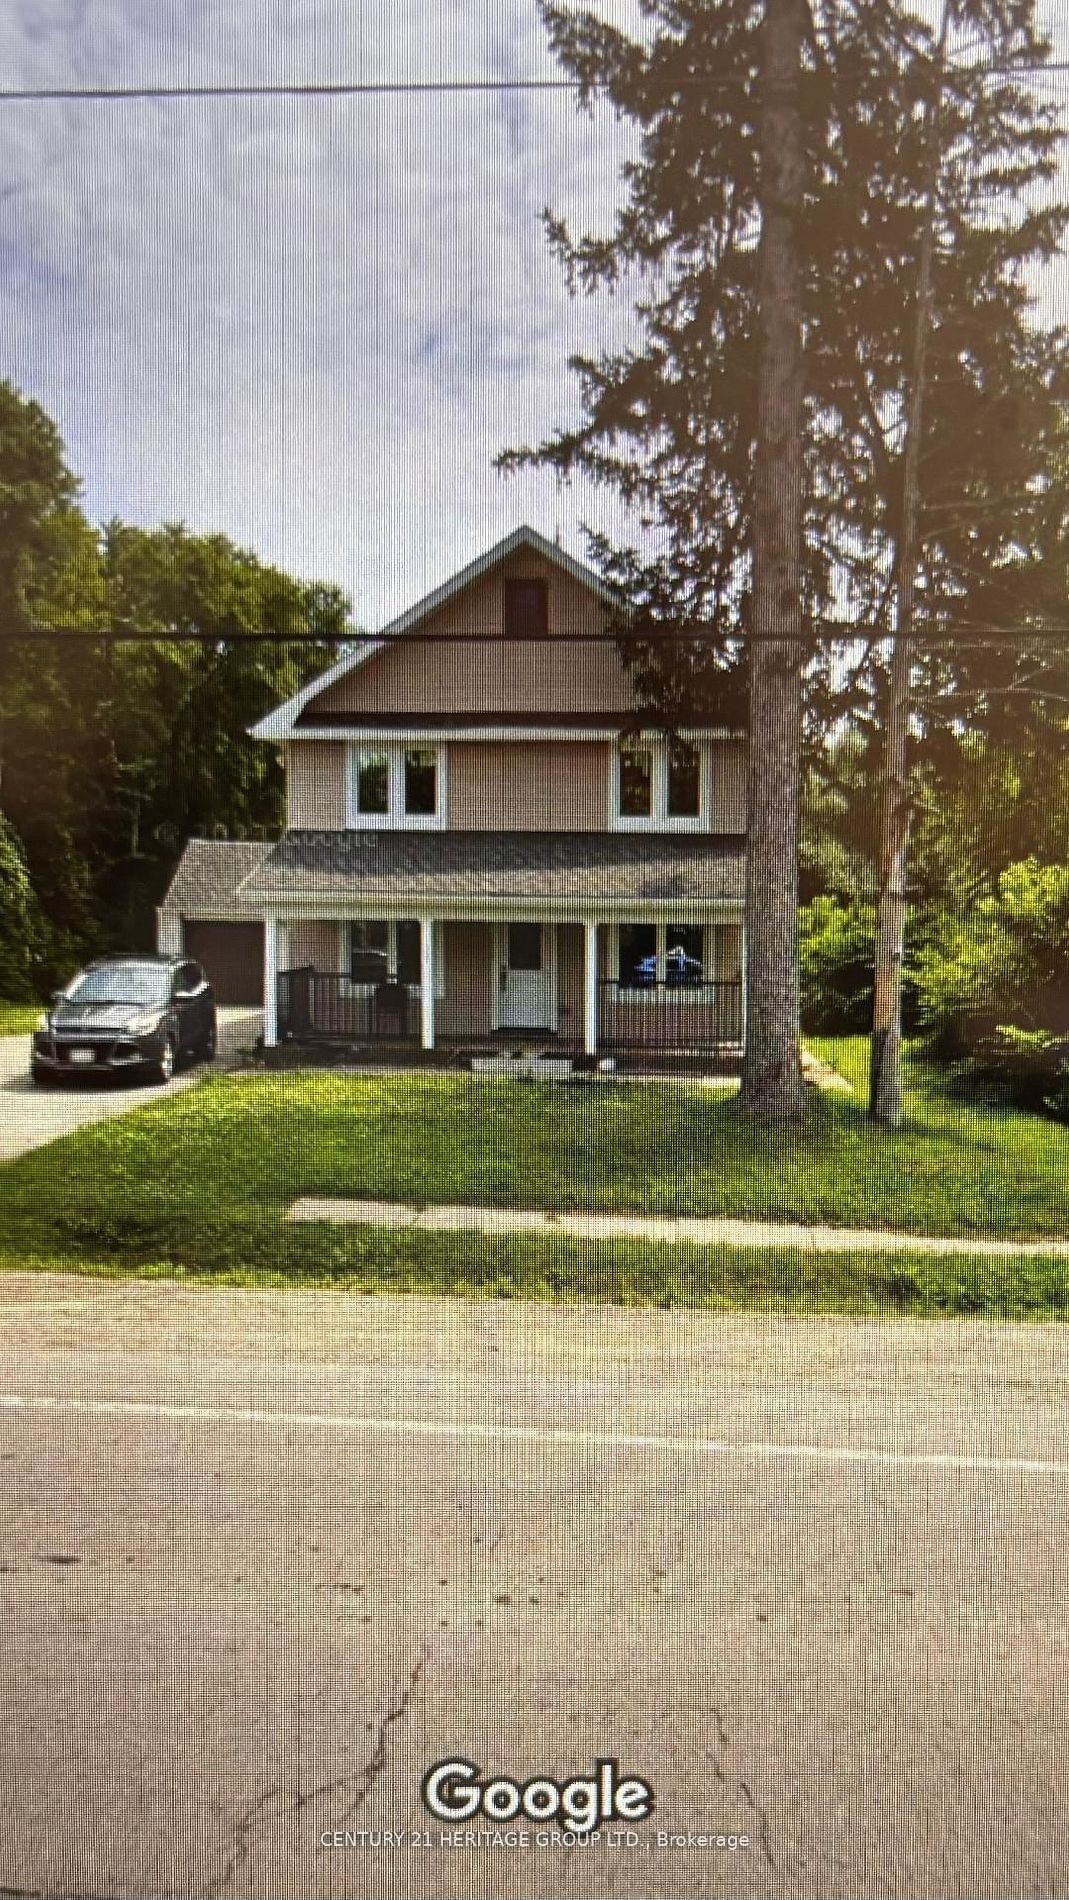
[184,922,264,1006]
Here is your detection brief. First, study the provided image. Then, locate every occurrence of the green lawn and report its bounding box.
[1,1038,1068,1317]
[0,1001,40,1035]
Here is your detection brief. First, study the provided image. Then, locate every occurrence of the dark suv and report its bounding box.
[31,956,217,1087]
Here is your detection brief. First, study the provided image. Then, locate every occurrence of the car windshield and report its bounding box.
[65,965,171,1008]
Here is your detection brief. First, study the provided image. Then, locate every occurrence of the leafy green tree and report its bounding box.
[916,859,1069,1048]
[0,380,82,639]
[0,814,46,999]
[0,385,354,972]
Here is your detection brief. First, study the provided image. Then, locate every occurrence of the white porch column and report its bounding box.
[583,920,599,1057]
[263,910,280,1047]
[419,916,436,1051]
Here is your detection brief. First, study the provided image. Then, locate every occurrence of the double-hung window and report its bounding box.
[613,737,708,828]
[349,744,444,827]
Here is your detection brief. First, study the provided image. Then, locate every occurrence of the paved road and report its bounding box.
[0,1009,262,1160]
[0,1282,1067,1899]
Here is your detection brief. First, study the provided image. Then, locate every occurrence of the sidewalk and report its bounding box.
[286,1195,1069,1258]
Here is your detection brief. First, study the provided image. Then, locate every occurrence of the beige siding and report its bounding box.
[449,742,609,831]
[288,920,342,971]
[437,922,495,1038]
[714,924,744,983]
[284,736,745,834]
[307,556,636,719]
[287,742,347,829]
[556,924,582,1044]
[712,742,748,832]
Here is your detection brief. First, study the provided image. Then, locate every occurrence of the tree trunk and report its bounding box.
[739,0,808,1121]
[870,0,953,1126]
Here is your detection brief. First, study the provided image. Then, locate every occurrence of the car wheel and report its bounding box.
[203,1021,217,1063]
[31,1066,55,1089]
[153,1037,176,1086]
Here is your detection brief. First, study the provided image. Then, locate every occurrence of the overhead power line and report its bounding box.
[0,78,579,102]
[15,625,1069,646]
[1,60,1068,104]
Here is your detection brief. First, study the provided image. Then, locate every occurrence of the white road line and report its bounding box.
[0,1391,1066,1476]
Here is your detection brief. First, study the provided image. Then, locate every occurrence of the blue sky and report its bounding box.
[2,1,1067,630]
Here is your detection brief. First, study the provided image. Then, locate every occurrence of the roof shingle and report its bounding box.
[241,829,745,907]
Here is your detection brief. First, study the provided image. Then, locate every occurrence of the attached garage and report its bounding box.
[183,920,264,1005]
[157,839,272,1010]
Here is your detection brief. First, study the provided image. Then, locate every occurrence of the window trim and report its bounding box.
[610,737,712,831]
[345,742,447,829]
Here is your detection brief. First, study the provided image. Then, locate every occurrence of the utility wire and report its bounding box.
[0,78,579,102]
[15,626,1069,645]
[1,59,1068,103]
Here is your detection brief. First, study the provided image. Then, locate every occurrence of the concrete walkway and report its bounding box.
[287,1194,1069,1257]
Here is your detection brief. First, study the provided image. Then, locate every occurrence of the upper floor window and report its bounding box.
[618,744,653,818]
[504,578,548,640]
[612,737,709,828]
[667,741,701,817]
[357,752,389,816]
[404,747,438,816]
[349,744,444,827]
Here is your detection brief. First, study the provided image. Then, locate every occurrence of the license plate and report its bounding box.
[68,1048,96,1066]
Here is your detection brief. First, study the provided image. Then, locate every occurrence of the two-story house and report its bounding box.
[158,526,748,1061]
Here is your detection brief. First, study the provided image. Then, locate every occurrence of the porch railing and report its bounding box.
[598,978,743,1051]
[278,966,420,1043]
[277,965,744,1054]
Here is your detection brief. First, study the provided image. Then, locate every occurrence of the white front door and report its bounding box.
[497,923,555,1030]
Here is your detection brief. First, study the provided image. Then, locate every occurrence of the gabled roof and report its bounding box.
[249,525,618,743]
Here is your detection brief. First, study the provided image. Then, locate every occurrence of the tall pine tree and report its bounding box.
[503,0,1069,1114]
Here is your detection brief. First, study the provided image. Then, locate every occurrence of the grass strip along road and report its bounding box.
[0,1038,1067,1317]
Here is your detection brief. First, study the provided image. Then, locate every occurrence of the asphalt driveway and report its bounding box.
[0,1008,261,1162]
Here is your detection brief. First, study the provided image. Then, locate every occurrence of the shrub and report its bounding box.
[916,860,1069,1054]
[798,896,877,1033]
[958,1025,1069,1122]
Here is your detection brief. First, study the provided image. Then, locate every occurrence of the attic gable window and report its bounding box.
[503,578,548,639]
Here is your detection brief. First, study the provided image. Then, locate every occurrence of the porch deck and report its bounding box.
[277,966,744,1061]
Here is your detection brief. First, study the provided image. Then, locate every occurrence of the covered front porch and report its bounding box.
[265,914,745,1061]
[245,826,747,1064]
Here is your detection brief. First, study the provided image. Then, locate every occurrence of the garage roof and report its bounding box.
[159,839,273,920]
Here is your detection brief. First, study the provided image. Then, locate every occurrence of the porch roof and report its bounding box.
[240,829,745,909]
